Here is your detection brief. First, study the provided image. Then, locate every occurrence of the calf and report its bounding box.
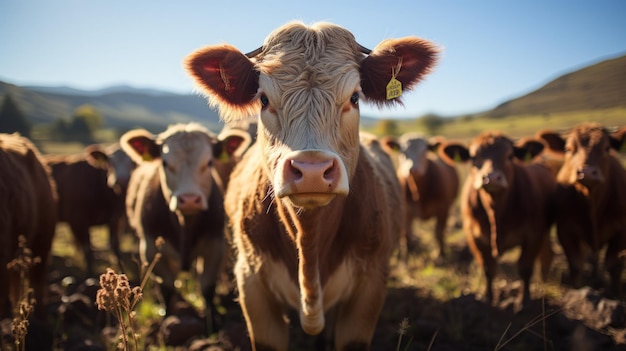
[440,131,556,306]
[542,123,626,297]
[383,133,459,260]
[185,21,438,350]
[44,144,134,274]
[0,133,57,318]
[121,122,248,331]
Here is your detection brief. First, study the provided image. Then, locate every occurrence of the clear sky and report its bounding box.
[1,0,624,119]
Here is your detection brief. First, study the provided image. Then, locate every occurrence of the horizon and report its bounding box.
[2,1,625,119]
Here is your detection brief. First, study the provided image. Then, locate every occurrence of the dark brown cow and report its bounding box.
[541,123,626,297]
[383,133,459,260]
[44,144,135,274]
[440,131,556,307]
[121,122,249,331]
[0,133,57,318]
[185,21,438,350]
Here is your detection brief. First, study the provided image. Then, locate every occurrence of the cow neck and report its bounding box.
[274,196,344,335]
[477,183,513,258]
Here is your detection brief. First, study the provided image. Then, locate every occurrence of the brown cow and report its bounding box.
[44,143,135,274]
[121,122,249,331]
[440,131,556,307]
[383,133,459,260]
[184,21,438,350]
[0,133,57,319]
[541,123,626,297]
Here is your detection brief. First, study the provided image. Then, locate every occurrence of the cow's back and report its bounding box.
[0,133,57,318]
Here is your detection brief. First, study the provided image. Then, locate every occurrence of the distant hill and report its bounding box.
[481,53,626,118]
[0,81,223,133]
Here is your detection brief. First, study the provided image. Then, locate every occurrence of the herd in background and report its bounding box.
[1,20,626,351]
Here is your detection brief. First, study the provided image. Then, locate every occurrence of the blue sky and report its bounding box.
[1,1,624,119]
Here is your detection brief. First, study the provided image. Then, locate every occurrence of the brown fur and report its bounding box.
[544,123,626,297]
[440,131,556,307]
[185,21,435,350]
[43,144,132,275]
[0,133,57,319]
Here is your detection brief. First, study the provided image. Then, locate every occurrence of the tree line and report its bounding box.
[0,94,103,143]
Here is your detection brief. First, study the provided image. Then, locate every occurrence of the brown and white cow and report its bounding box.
[440,131,556,307]
[541,123,626,297]
[0,133,57,319]
[44,143,135,274]
[184,21,438,350]
[121,122,248,331]
[383,133,459,260]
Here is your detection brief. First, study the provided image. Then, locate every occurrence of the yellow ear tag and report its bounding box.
[219,149,230,162]
[453,151,462,163]
[142,151,153,161]
[386,57,403,100]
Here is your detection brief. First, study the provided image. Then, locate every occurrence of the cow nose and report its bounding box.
[577,166,603,185]
[177,193,203,213]
[481,171,508,192]
[286,158,338,192]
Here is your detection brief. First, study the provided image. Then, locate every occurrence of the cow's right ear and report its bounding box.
[610,126,626,152]
[537,130,566,153]
[380,136,401,154]
[214,128,252,161]
[439,143,470,164]
[84,144,110,170]
[120,129,161,164]
[184,45,260,122]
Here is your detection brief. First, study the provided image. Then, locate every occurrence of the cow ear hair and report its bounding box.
[514,139,544,161]
[214,129,252,161]
[536,130,565,153]
[360,37,439,106]
[439,142,470,164]
[379,136,401,154]
[610,126,626,152]
[84,144,110,169]
[184,45,260,122]
[120,129,160,164]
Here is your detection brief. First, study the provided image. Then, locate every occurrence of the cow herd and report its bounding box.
[1,21,625,351]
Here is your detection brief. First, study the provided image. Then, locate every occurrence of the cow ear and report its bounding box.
[120,129,160,164]
[360,37,439,106]
[214,129,252,161]
[84,145,110,169]
[428,136,446,152]
[536,130,566,153]
[184,45,260,122]
[514,139,544,161]
[610,126,626,152]
[380,136,401,154]
[439,143,470,164]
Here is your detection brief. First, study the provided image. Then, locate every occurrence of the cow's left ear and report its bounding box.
[514,139,545,161]
[214,129,252,161]
[360,37,439,106]
[536,130,566,153]
[84,145,110,169]
[610,126,626,152]
[439,142,470,164]
[120,129,161,164]
[380,136,401,154]
[184,44,260,122]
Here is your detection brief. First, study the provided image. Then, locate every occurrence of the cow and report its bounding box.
[439,131,556,308]
[0,133,57,319]
[540,123,626,297]
[184,21,438,350]
[382,133,459,261]
[120,122,249,332]
[44,143,135,274]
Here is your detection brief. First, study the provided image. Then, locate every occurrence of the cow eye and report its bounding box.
[350,92,359,106]
[260,94,269,109]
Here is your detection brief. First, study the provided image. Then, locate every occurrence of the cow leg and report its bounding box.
[236,264,288,351]
[434,213,448,261]
[334,275,386,350]
[538,235,554,282]
[604,234,625,298]
[140,235,180,313]
[518,240,543,307]
[108,215,124,268]
[556,222,584,288]
[198,237,226,334]
[70,222,94,276]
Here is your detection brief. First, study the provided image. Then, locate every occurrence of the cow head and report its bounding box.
[543,123,625,188]
[440,132,545,194]
[120,123,248,216]
[85,144,137,194]
[184,21,438,209]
